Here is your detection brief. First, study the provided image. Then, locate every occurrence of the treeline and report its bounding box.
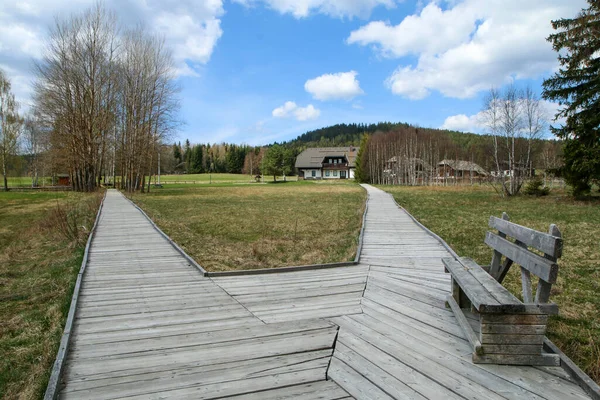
[170,141,263,175]
[167,141,298,179]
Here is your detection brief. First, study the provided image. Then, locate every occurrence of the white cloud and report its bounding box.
[348,0,587,100]
[441,100,564,134]
[272,101,320,121]
[347,2,476,57]
[305,71,364,101]
[441,113,483,132]
[295,104,321,121]
[541,100,566,127]
[233,0,397,19]
[0,1,224,104]
[272,101,298,118]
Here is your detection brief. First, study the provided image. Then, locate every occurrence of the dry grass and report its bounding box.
[381,184,600,384]
[158,173,258,184]
[131,182,366,271]
[0,191,102,399]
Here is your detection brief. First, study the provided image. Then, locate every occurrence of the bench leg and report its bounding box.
[446,295,483,356]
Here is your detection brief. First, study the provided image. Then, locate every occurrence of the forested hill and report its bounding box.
[281,122,409,147]
[279,121,495,152]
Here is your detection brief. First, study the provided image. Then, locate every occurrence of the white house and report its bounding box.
[295,147,357,180]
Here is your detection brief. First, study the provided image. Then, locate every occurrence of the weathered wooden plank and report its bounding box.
[442,257,501,310]
[328,357,395,400]
[363,292,463,338]
[333,341,430,400]
[481,313,549,325]
[473,353,560,366]
[447,257,558,314]
[86,367,326,400]
[481,323,547,335]
[489,216,563,258]
[70,319,335,359]
[226,380,351,400]
[480,333,545,345]
[63,350,332,395]
[446,295,482,355]
[485,232,559,283]
[482,344,544,355]
[456,257,522,306]
[67,326,337,380]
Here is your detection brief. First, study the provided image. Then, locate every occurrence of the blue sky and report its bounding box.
[0,0,587,145]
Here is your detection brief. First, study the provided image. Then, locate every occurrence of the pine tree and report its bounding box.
[188,145,201,173]
[183,139,192,173]
[354,133,370,183]
[173,143,182,164]
[543,1,600,195]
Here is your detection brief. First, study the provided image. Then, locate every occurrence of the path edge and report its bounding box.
[354,185,369,263]
[206,261,359,277]
[544,339,600,400]
[44,190,106,400]
[123,193,208,276]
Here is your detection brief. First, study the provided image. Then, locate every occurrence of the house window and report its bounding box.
[311,170,316,177]
[333,171,338,177]
[325,170,330,177]
[334,159,338,164]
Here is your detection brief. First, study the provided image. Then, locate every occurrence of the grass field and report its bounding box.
[381,184,600,384]
[0,191,102,399]
[3,173,296,188]
[156,173,264,184]
[130,182,366,272]
[3,176,55,188]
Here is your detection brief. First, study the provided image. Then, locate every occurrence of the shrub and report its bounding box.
[523,176,550,196]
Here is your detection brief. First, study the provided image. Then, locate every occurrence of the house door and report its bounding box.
[340,171,347,179]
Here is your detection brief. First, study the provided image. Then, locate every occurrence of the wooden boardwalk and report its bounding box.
[59,190,349,399]
[56,187,595,399]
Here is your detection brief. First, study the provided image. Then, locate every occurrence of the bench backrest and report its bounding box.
[486,212,562,305]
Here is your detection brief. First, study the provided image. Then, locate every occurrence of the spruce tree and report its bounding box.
[263,145,283,182]
[183,139,192,173]
[543,1,600,195]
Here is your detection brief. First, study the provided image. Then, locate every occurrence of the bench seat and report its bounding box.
[443,256,560,366]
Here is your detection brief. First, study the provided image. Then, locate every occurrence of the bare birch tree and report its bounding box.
[0,69,23,191]
[523,86,547,176]
[23,113,49,187]
[480,85,548,196]
[34,3,119,191]
[34,3,180,192]
[481,88,502,179]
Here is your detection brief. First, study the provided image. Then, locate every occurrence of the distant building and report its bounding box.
[295,147,357,180]
[437,159,488,181]
[56,173,71,186]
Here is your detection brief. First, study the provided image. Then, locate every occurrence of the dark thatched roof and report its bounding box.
[295,147,358,168]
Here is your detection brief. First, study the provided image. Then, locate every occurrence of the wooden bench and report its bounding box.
[442,212,563,366]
